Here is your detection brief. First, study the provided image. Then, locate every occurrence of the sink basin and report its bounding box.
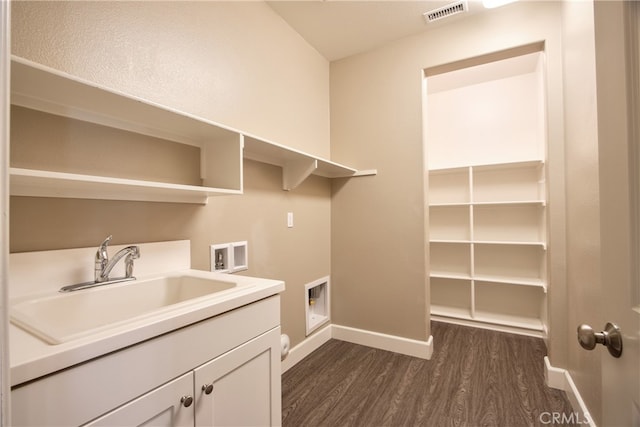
[10,274,243,344]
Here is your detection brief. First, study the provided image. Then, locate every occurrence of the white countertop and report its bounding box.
[10,269,284,386]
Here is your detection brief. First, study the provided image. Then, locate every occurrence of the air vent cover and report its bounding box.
[423,1,468,23]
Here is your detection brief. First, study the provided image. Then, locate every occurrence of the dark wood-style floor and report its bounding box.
[282,322,575,427]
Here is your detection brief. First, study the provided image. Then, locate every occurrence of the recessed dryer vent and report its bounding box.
[423,1,467,23]
[305,277,330,336]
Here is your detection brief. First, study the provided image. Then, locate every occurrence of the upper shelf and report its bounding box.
[11,57,239,148]
[10,56,375,199]
[243,135,375,190]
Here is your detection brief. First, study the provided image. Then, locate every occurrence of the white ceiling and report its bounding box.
[266,0,489,61]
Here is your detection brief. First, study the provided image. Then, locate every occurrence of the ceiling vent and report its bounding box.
[423,1,468,23]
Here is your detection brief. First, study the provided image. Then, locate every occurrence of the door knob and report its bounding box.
[577,322,623,358]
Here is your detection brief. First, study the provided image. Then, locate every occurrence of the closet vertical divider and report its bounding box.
[468,166,476,320]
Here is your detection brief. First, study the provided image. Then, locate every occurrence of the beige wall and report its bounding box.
[330,1,566,343]
[10,1,332,348]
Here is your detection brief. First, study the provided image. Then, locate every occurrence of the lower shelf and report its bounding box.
[430,276,546,336]
[473,310,544,331]
[10,168,241,204]
[430,305,471,319]
[430,308,544,337]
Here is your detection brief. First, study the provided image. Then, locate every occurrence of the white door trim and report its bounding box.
[0,0,11,424]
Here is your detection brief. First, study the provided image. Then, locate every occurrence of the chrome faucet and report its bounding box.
[60,235,141,292]
[95,235,140,283]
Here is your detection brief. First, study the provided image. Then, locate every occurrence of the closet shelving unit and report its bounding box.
[429,160,547,335]
[9,56,375,204]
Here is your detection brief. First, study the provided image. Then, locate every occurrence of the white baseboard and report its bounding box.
[281,325,332,373]
[544,356,567,390]
[544,356,596,427]
[332,324,433,360]
[281,324,433,374]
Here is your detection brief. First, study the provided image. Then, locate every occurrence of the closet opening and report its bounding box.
[424,43,549,338]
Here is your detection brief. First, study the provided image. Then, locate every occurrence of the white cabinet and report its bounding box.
[10,56,373,202]
[11,296,282,426]
[85,329,280,427]
[428,161,548,336]
[194,328,280,427]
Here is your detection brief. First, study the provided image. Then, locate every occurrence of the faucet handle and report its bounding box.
[125,246,140,278]
[95,235,113,282]
[99,235,112,249]
[96,235,113,259]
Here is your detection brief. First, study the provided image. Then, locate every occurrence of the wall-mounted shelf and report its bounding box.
[243,135,376,191]
[428,160,548,336]
[10,56,375,202]
[10,168,241,204]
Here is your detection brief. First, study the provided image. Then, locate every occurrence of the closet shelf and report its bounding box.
[10,55,376,201]
[429,271,546,291]
[430,305,471,319]
[430,307,544,332]
[473,311,545,331]
[473,240,546,249]
[474,275,547,291]
[430,239,546,248]
[430,272,472,281]
[429,202,471,208]
[429,159,544,173]
[471,159,544,171]
[472,200,546,207]
[429,200,545,207]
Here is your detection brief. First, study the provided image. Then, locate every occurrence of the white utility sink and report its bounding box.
[10,273,248,345]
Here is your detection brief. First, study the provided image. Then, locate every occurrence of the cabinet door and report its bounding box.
[84,372,194,427]
[194,328,281,427]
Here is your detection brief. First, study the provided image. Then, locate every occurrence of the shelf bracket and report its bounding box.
[352,169,377,177]
[283,158,318,191]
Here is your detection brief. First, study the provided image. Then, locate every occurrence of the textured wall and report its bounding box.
[10,1,332,348]
[11,1,329,157]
